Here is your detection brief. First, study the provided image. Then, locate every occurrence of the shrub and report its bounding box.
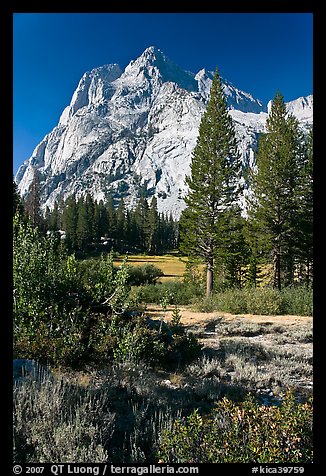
[281,287,313,316]
[13,316,88,367]
[157,391,313,463]
[194,287,313,316]
[13,215,135,367]
[13,216,81,337]
[82,253,132,312]
[112,319,168,366]
[13,374,114,463]
[109,310,200,368]
[137,281,203,305]
[126,264,164,286]
[245,288,286,315]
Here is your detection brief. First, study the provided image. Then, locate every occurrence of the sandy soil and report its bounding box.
[144,304,312,327]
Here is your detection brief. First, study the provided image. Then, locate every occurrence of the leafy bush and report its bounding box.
[13,215,81,338]
[13,313,88,367]
[126,264,164,286]
[13,216,134,366]
[281,287,313,316]
[108,311,200,368]
[113,320,168,365]
[81,253,132,312]
[245,288,286,315]
[137,281,203,305]
[157,391,313,463]
[195,287,312,316]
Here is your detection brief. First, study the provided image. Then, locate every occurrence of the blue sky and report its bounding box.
[13,12,313,174]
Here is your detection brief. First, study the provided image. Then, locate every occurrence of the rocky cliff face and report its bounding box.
[15,46,313,219]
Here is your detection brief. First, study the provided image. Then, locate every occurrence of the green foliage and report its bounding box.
[126,264,164,286]
[24,167,42,229]
[80,254,135,313]
[14,214,129,366]
[195,287,313,316]
[249,92,312,289]
[180,68,242,296]
[170,306,182,331]
[112,319,168,366]
[137,280,203,306]
[157,391,313,463]
[14,311,88,367]
[13,214,80,338]
[13,213,199,368]
[280,286,313,316]
[47,193,178,255]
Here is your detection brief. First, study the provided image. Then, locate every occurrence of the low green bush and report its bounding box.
[126,264,164,286]
[137,281,203,305]
[195,287,313,316]
[13,315,88,367]
[157,391,313,463]
[111,316,169,366]
[245,288,286,315]
[281,287,313,316]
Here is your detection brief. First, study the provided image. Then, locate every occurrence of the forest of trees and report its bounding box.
[14,180,178,255]
[179,69,313,295]
[14,69,313,293]
[12,64,313,467]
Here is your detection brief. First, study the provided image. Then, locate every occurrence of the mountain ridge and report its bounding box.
[15,46,313,219]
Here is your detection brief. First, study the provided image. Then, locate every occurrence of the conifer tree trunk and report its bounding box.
[206,257,214,297]
[273,243,282,290]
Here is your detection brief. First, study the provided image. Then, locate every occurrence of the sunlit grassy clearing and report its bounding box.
[114,254,189,281]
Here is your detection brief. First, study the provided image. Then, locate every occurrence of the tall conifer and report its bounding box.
[180,68,241,296]
[250,91,304,289]
[24,167,42,228]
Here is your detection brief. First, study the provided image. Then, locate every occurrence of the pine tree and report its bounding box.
[243,218,263,288]
[13,180,25,217]
[250,91,304,289]
[134,197,149,251]
[85,193,96,244]
[219,205,250,288]
[295,126,313,286]
[146,197,159,254]
[76,197,91,252]
[62,195,78,251]
[116,198,127,242]
[24,167,42,228]
[106,195,117,239]
[95,200,108,242]
[180,68,241,296]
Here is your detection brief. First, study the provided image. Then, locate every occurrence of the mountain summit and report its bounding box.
[15,47,313,218]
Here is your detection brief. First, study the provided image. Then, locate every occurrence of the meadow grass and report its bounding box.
[114,253,189,282]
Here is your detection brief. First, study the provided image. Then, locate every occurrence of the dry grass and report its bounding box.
[114,254,189,282]
[13,307,313,464]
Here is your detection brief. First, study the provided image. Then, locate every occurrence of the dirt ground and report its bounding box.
[144,304,312,327]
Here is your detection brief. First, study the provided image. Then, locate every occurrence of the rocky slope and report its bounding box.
[15,46,313,219]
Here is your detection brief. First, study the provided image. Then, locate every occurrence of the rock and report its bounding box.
[15,46,313,220]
